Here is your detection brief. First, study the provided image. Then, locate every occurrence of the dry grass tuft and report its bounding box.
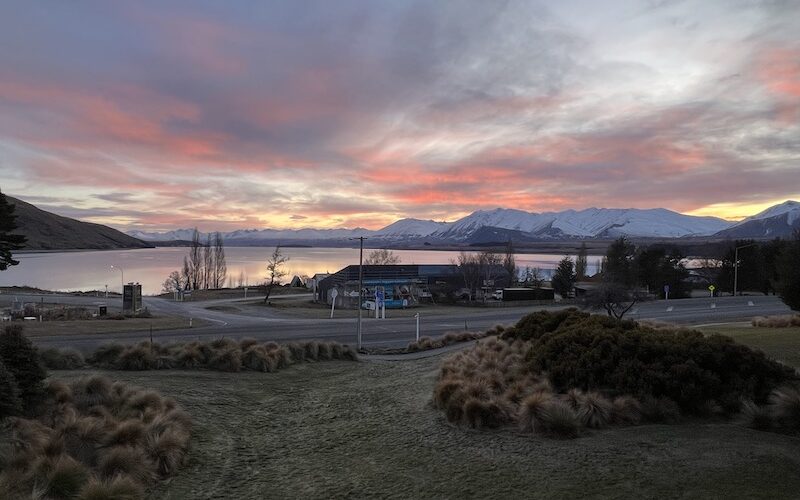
[574,391,613,429]
[769,384,800,430]
[41,347,86,370]
[0,376,192,499]
[611,396,642,425]
[751,314,800,328]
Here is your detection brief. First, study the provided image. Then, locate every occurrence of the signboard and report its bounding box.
[708,285,715,292]
[663,284,670,294]
[123,283,142,313]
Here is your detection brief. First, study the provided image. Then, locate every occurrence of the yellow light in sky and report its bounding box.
[686,196,800,221]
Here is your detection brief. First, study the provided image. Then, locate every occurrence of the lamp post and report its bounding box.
[110,265,124,293]
[349,236,367,350]
[733,243,757,297]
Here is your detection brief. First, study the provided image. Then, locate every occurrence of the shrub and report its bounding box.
[78,474,144,500]
[538,399,581,439]
[41,348,86,370]
[43,455,90,499]
[88,344,125,367]
[116,346,157,371]
[739,400,773,430]
[573,391,613,429]
[0,325,47,408]
[0,358,22,418]
[752,315,800,328]
[520,312,796,413]
[611,396,642,426]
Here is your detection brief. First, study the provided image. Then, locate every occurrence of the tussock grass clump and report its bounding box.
[77,339,357,374]
[752,314,800,328]
[41,347,86,370]
[0,376,192,499]
[407,329,497,353]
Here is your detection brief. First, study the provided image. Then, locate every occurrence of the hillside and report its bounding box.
[8,196,152,250]
[713,201,800,239]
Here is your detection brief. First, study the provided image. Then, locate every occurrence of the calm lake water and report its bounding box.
[0,247,597,295]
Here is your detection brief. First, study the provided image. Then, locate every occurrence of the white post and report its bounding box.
[244,287,248,299]
[415,313,420,341]
[189,317,193,328]
[330,299,336,319]
[381,302,385,320]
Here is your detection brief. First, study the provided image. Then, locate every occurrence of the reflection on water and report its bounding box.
[0,247,596,295]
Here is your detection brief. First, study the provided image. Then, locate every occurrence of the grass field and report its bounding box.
[700,325,800,368]
[46,329,800,499]
[20,316,210,337]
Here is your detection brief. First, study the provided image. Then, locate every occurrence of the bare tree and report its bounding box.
[364,249,401,265]
[453,252,481,301]
[212,232,227,289]
[583,281,643,320]
[161,270,183,294]
[503,241,517,284]
[237,270,245,288]
[181,256,191,290]
[202,234,214,289]
[575,242,588,280]
[263,246,289,303]
[522,266,543,288]
[187,228,203,290]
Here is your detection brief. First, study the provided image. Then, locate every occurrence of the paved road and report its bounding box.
[20,293,792,353]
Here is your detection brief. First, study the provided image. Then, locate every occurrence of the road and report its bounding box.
[10,293,791,352]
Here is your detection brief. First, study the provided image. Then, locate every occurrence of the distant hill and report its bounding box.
[8,196,152,250]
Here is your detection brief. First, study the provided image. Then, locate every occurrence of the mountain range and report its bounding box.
[128,201,800,245]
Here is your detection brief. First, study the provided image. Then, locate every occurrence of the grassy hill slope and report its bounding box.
[8,196,152,250]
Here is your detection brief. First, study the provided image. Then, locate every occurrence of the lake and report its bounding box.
[0,247,599,295]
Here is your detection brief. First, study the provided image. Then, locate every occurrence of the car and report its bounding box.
[491,289,503,300]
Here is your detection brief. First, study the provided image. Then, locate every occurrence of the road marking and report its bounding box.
[710,303,716,309]
[748,301,754,306]
[666,306,673,312]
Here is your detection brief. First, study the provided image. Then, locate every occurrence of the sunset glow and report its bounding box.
[1,1,798,231]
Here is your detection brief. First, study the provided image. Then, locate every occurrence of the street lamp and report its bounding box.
[349,236,367,350]
[110,265,124,293]
[733,243,757,297]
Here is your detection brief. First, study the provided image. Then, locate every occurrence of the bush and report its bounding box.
[751,315,800,328]
[0,325,47,409]
[518,312,795,414]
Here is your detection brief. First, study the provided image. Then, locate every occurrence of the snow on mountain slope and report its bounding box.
[740,200,800,224]
[373,218,449,238]
[434,207,732,240]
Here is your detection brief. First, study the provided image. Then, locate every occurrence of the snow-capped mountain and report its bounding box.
[432,207,732,240]
[373,218,449,238]
[129,205,742,244]
[713,200,800,239]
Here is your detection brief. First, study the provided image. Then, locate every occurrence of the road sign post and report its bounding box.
[708,284,715,298]
[330,288,338,319]
[415,313,420,342]
[663,284,670,301]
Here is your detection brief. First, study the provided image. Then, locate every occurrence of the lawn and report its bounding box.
[20,316,209,337]
[47,348,800,499]
[699,325,800,368]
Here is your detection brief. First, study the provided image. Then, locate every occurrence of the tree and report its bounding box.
[575,242,588,281]
[162,270,183,294]
[454,252,481,301]
[364,249,400,265]
[717,240,765,295]
[203,233,214,289]
[634,247,690,299]
[584,281,643,320]
[0,190,27,271]
[187,228,203,290]
[0,325,46,410]
[263,246,289,303]
[522,266,543,288]
[0,358,22,418]
[212,232,227,289]
[603,237,637,286]
[551,256,576,298]
[503,241,517,284]
[777,233,800,310]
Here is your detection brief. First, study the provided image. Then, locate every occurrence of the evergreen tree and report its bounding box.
[777,234,800,311]
[635,247,691,299]
[551,256,576,298]
[0,190,27,271]
[0,325,46,409]
[0,358,22,418]
[603,237,637,286]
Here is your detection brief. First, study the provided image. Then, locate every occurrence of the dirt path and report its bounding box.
[48,353,800,499]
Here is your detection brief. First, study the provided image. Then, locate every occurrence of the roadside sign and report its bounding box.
[330,288,339,299]
[663,284,670,293]
[708,285,715,291]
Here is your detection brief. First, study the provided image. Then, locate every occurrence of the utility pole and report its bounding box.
[733,242,757,297]
[350,236,367,350]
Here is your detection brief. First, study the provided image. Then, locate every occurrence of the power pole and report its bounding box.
[350,236,367,350]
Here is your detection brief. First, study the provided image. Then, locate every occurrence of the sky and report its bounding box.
[0,0,798,232]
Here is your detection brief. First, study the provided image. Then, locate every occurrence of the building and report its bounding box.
[316,264,465,309]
